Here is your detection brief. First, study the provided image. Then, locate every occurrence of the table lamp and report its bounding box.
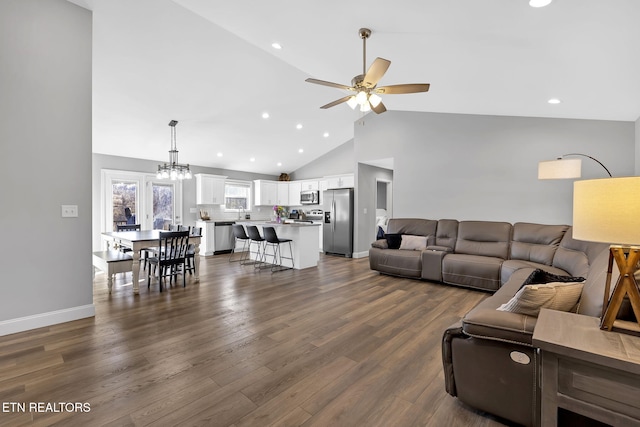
[573,177,640,333]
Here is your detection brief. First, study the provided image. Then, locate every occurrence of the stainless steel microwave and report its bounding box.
[300,190,319,205]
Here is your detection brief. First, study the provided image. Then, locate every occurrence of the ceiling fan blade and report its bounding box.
[320,95,353,109]
[305,78,354,91]
[362,58,391,88]
[375,83,430,94]
[371,101,387,114]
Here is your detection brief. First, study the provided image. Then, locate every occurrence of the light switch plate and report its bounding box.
[61,205,78,217]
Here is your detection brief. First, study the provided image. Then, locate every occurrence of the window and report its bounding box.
[224,180,251,211]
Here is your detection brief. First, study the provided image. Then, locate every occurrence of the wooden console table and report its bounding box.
[532,309,640,426]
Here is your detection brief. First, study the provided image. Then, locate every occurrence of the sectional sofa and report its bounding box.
[369,218,612,426]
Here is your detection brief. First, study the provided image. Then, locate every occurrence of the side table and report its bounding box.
[532,309,640,426]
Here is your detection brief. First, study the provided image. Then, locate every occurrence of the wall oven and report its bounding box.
[300,190,319,205]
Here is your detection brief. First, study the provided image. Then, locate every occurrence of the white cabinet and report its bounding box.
[288,181,302,206]
[299,180,319,191]
[324,174,354,189]
[277,182,290,205]
[254,180,278,206]
[195,174,227,205]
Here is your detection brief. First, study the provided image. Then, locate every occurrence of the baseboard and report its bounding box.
[0,304,95,337]
[353,251,369,259]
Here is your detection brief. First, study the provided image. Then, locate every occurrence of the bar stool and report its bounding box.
[245,225,266,268]
[262,226,294,272]
[229,224,251,264]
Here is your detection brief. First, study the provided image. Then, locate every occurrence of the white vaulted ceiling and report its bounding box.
[69,0,640,175]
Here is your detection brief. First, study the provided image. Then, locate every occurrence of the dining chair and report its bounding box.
[184,226,201,275]
[116,224,140,231]
[115,224,140,257]
[146,230,190,291]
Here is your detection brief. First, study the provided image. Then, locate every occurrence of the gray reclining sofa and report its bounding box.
[369,218,611,426]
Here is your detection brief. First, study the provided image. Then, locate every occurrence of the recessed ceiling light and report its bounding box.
[298,148,304,153]
[529,0,552,7]
[548,98,561,104]
[323,132,329,138]
[217,152,223,157]
[271,42,282,50]
[296,123,303,130]
[262,112,269,119]
[277,162,282,167]
[250,157,255,162]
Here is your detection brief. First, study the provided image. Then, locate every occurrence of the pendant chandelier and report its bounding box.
[157,120,192,180]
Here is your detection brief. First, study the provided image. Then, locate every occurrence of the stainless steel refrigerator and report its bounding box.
[323,188,354,257]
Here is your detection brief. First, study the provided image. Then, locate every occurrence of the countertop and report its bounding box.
[237,220,320,227]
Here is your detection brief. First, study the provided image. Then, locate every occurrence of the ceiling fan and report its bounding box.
[305,28,430,114]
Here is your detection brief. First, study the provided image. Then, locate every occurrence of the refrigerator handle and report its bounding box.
[332,200,336,233]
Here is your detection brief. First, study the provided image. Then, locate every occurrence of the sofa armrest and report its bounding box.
[371,239,388,249]
[426,245,452,252]
[442,321,464,396]
[461,267,538,346]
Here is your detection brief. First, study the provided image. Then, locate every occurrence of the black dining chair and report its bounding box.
[146,230,189,291]
[183,226,201,275]
[115,224,140,256]
[245,225,266,268]
[229,224,251,264]
[262,226,294,272]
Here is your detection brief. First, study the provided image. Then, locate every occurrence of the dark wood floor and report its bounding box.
[0,254,509,426]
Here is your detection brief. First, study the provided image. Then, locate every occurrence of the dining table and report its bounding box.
[101,230,201,294]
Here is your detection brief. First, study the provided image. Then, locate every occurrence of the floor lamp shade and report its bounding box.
[538,158,581,179]
[573,177,640,245]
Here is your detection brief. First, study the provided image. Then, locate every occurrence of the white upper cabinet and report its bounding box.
[324,174,354,189]
[299,180,319,191]
[195,174,227,205]
[277,182,290,206]
[288,181,302,206]
[254,180,278,206]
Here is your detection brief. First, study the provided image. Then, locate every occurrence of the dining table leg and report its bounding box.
[132,243,141,294]
[194,243,200,282]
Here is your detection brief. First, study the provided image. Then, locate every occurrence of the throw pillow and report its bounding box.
[371,239,388,249]
[399,235,427,251]
[521,269,585,289]
[497,281,585,317]
[385,233,402,249]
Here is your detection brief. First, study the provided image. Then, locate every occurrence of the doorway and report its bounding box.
[375,178,393,239]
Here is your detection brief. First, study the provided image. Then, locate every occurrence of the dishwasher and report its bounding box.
[213,221,235,254]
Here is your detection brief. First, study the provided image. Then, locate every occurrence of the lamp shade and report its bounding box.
[538,158,581,179]
[573,177,640,245]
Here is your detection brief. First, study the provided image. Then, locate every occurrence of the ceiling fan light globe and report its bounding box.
[346,96,358,109]
[355,91,368,105]
[369,93,382,107]
[529,0,552,7]
[360,102,371,112]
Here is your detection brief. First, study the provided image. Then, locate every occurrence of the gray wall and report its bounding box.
[290,139,355,180]
[92,153,277,250]
[355,111,634,228]
[355,164,393,255]
[0,0,93,332]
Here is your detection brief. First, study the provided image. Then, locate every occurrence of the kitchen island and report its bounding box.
[237,221,320,269]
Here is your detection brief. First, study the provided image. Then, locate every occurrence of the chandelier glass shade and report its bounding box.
[157,120,192,180]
